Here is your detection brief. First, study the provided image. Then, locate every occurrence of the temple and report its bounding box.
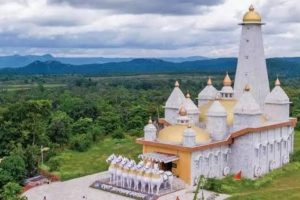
[136,5,297,185]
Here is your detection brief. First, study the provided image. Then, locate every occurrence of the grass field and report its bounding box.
[0,83,66,91]
[48,136,141,180]
[48,131,300,200]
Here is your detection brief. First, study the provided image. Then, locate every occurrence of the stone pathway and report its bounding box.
[24,171,230,200]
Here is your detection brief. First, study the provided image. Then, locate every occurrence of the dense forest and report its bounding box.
[0,73,299,199]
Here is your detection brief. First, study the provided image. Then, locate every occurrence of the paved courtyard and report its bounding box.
[24,171,229,200]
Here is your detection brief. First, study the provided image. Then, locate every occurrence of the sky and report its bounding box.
[0,0,299,58]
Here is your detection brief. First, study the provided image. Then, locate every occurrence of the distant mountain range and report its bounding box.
[1,57,300,77]
[0,54,208,68]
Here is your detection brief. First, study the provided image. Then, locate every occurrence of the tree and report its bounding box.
[70,134,91,152]
[72,118,93,135]
[0,155,26,183]
[48,111,73,145]
[1,182,27,200]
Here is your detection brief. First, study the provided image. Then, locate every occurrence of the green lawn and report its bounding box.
[48,136,141,180]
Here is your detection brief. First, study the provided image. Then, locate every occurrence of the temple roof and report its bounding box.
[165,81,185,109]
[198,85,218,100]
[265,79,289,104]
[158,124,210,145]
[207,101,227,117]
[183,93,199,114]
[234,89,262,115]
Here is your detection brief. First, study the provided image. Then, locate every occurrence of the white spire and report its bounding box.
[265,78,289,104]
[198,77,218,100]
[165,81,185,109]
[221,73,234,99]
[183,92,199,114]
[207,101,227,117]
[234,6,270,107]
[234,85,262,115]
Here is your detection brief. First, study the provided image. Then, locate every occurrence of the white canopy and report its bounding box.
[138,152,179,163]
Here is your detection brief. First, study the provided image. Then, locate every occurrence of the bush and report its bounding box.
[112,128,125,139]
[70,134,92,152]
[1,182,26,200]
[204,178,223,193]
[291,150,300,162]
[47,157,60,172]
[127,129,143,137]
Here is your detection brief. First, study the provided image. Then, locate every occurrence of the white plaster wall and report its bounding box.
[234,24,270,108]
[230,125,294,179]
[144,130,156,141]
[188,113,200,126]
[230,133,254,178]
[198,99,209,108]
[191,145,231,185]
[207,116,228,141]
[165,108,178,124]
[264,104,290,122]
[183,135,196,147]
[233,114,261,131]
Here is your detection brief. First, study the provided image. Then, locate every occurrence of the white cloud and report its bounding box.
[0,0,298,57]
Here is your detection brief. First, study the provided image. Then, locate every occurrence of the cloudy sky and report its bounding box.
[0,0,299,57]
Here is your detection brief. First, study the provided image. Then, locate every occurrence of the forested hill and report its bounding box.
[1,57,300,76]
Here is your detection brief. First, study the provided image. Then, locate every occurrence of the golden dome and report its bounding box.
[243,5,262,24]
[158,124,210,144]
[179,105,187,116]
[223,73,232,86]
[275,77,281,86]
[207,77,212,85]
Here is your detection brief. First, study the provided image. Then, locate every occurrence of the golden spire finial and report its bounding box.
[148,116,153,124]
[249,4,254,11]
[175,80,180,87]
[179,105,187,116]
[275,77,281,86]
[207,76,212,85]
[186,91,191,98]
[244,84,251,92]
[243,4,261,23]
[223,72,232,86]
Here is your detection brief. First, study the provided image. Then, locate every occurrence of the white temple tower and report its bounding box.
[264,78,290,122]
[234,5,270,107]
[206,101,228,141]
[165,81,185,124]
[144,117,157,141]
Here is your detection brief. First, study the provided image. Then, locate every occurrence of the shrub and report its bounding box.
[112,128,125,139]
[47,157,60,172]
[204,178,223,193]
[70,134,91,152]
[291,150,300,162]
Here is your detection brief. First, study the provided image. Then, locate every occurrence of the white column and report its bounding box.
[234,24,270,107]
